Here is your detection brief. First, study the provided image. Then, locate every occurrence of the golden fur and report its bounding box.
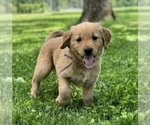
[31,22,111,106]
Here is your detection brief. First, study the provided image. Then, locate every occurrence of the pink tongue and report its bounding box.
[83,56,95,68]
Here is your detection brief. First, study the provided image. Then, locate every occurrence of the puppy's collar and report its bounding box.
[64,54,74,60]
[58,54,74,75]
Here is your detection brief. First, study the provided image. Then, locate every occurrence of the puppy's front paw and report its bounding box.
[56,96,70,105]
[83,98,93,106]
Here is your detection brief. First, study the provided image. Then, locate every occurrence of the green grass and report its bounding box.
[13,7,138,125]
[138,7,150,125]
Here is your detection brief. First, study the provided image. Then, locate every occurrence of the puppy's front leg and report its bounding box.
[82,84,94,106]
[56,77,71,105]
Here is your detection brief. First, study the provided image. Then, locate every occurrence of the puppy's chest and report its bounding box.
[70,69,99,86]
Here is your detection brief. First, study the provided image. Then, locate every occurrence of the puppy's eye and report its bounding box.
[76,37,81,42]
[92,36,98,40]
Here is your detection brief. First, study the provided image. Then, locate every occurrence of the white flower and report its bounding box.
[16,77,25,83]
[2,77,12,83]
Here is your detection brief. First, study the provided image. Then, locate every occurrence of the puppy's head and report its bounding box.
[61,22,111,68]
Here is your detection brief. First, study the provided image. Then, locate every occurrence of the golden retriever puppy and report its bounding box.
[31,22,111,106]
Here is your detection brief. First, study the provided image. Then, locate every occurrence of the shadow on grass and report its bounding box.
[13,16,79,35]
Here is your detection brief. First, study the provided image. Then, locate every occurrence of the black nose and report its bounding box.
[84,47,93,56]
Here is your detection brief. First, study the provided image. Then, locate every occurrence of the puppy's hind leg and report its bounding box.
[31,56,53,97]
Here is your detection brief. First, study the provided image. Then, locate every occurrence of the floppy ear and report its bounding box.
[60,31,71,49]
[102,27,111,49]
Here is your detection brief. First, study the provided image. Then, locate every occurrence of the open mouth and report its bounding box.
[83,55,95,69]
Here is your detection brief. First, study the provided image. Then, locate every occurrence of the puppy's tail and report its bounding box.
[45,31,64,42]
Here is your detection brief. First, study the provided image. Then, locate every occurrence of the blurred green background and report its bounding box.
[0,0,143,14]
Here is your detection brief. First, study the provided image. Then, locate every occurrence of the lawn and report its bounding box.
[13,7,138,125]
